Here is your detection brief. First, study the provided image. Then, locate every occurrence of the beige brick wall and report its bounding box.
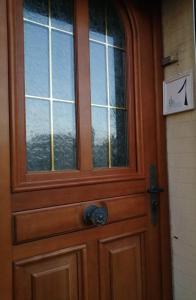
[162,0,196,299]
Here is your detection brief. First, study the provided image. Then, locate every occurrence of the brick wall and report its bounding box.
[162,0,196,299]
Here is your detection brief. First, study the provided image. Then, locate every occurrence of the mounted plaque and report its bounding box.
[163,72,194,115]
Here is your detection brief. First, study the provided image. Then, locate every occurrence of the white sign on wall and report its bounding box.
[163,72,194,115]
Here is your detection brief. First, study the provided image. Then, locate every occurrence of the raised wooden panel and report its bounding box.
[13,195,147,243]
[13,205,84,243]
[99,233,145,300]
[32,266,72,300]
[14,246,87,300]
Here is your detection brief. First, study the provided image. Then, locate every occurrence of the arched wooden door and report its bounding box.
[0,0,172,299]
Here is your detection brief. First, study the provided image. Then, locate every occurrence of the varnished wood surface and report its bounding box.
[13,194,147,243]
[14,245,88,300]
[13,217,148,261]
[9,0,138,193]
[13,217,148,300]
[12,178,146,211]
[0,1,12,299]
[99,233,145,299]
[0,0,173,299]
[152,4,173,299]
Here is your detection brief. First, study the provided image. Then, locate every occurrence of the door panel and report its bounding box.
[13,194,147,243]
[14,246,88,300]
[0,0,172,299]
[99,234,145,300]
[13,218,147,300]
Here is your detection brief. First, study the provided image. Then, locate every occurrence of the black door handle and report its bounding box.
[83,205,108,226]
[147,187,164,194]
[148,165,164,225]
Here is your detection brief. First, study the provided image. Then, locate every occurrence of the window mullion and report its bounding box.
[75,0,93,171]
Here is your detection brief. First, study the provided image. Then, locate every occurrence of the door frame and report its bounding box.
[152,4,173,300]
[0,1,12,299]
[0,1,173,299]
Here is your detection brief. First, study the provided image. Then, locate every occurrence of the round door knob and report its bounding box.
[83,205,108,226]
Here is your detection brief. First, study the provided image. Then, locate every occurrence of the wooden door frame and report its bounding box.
[0,1,12,299]
[152,4,173,300]
[0,1,173,299]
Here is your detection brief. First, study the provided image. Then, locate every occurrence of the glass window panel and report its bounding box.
[24,22,49,97]
[89,0,105,42]
[52,30,75,101]
[24,0,77,172]
[26,98,51,171]
[51,0,74,32]
[107,3,125,48]
[53,102,76,170]
[92,107,109,168]
[110,109,128,167]
[90,42,107,105]
[108,47,126,107]
[24,0,48,25]
[89,0,128,168]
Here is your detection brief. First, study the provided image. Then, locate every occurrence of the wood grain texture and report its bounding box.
[12,178,146,211]
[0,1,12,299]
[13,218,147,300]
[13,217,148,262]
[8,0,139,193]
[152,4,173,299]
[0,0,172,299]
[99,233,145,300]
[13,195,147,243]
[14,246,88,300]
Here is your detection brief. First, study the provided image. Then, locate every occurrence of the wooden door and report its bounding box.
[0,0,172,299]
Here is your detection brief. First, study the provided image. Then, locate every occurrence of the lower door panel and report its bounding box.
[13,217,147,300]
[99,233,145,300]
[14,246,88,300]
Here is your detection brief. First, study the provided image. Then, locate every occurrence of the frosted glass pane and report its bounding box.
[24,0,49,25]
[108,47,126,107]
[89,0,105,42]
[51,0,73,32]
[24,0,77,172]
[92,107,109,168]
[26,98,51,171]
[110,109,128,167]
[52,30,75,100]
[24,22,49,97]
[107,4,125,48]
[90,42,107,105]
[53,102,76,170]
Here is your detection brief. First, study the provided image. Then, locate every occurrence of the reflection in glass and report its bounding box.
[108,47,125,107]
[26,99,51,171]
[89,0,128,168]
[52,30,75,100]
[89,0,105,42]
[107,4,125,48]
[90,42,107,105]
[53,102,76,170]
[24,22,49,97]
[24,0,49,25]
[92,107,109,168]
[24,0,77,172]
[110,109,128,167]
[51,0,74,32]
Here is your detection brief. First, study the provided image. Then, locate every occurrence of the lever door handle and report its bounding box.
[147,187,164,194]
[148,165,164,225]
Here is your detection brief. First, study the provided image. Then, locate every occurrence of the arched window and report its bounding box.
[23,0,129,173]
[10,0,135,189]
